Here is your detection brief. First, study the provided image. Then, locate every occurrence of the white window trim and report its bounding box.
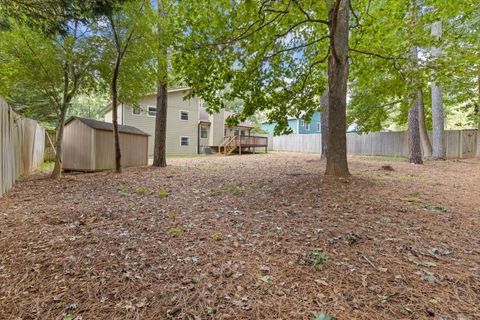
[180,136,190,146]
[147,106,157,118]
[179,110,189,121]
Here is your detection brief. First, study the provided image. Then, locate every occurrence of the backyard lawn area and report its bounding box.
[0,152,479,320]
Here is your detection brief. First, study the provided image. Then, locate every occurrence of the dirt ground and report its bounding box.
[0,152,479,320]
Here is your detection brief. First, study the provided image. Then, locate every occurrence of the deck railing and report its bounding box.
[220,135,269,155]
[236,135,268,146]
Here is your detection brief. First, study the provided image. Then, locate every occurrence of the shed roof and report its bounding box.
[66,117,150,136]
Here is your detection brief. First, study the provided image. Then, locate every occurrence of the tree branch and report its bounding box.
[350,48,407,60]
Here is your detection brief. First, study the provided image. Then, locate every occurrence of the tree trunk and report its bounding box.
[325,0,350,177]
[431,21,446,160]
[153,0,168,167]
[476,73,480,158]
[51,106,68,179]
[320,89,329,160]
[408,99,423,164]
[417,89,432,157]
[408,46,423,164]
[153,83,168,166]
[112,56,122,173]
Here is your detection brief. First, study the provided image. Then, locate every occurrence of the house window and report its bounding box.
[201,126,208,138]
[180,136,190,146]
[240,130,246,136]
[317,121,321,132]
[132,105,141,115]
[180,111,189,121]
[148,106,156,117]
[304,122,310,130]
[234,129,239,136]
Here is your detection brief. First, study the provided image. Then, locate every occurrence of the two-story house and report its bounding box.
[103,87,254,155]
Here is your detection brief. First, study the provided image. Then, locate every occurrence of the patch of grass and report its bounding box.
[157,188,169,197]
[229,185,245,195]
[36,161,54,173]
[168,227,182,234]
[135,187,149,194]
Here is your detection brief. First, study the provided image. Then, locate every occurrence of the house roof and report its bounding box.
[66,117,150,136]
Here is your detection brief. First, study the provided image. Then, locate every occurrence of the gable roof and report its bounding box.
[66,117,150,136]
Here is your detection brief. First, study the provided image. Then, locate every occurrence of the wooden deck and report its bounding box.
[219,135,268,155]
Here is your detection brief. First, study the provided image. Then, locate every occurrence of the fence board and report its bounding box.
[271,130,478,159]
[0,98,45,197]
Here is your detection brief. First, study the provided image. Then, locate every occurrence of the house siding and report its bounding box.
[104,105,124,124]
[208,111,225,147]
[104,89,254,155]
[261,118,299,135]
[107,90,199,155]
[298,112,321,134]
[262,112,321,135]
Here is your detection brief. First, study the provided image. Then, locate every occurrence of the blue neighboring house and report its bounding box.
[262,112,322,135]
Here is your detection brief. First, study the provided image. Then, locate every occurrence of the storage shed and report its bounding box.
[63,117,149,171]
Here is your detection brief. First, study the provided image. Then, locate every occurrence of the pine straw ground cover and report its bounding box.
[0,152,479,320]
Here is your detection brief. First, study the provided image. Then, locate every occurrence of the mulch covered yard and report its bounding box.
[0,152,479,320]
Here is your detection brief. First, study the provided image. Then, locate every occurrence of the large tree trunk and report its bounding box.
[417,89,432,157]
[408,46,423,164]
[112,56,122,173]
[51,106,68,179]
[325,0,350,177]
[476,73,480,158]
[153,0,168,167]
[431,21,446,160]
[153,83,168,167]
[320,89,329,160]
[408,98,423,164]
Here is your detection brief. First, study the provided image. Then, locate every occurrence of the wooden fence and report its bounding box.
[1,98,45,197]
[272,130,478,158]
[44,129,56,162]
